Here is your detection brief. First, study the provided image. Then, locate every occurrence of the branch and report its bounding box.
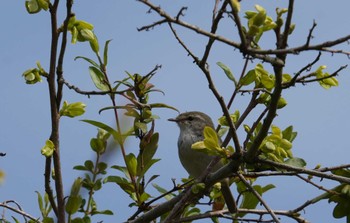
[62,78,133,97]
[201,1,229,65]
[237,174,280,223]
[128,158,240,223]
[258,158,350,184]
[0,200,41,223]
[283,52,321,88]
[138,0,350,64]
[280,0,294,49]
[318,164,350,172]
[166,17,241,154]
[296,65,347,84]
[228,0,247,48]
[174,208,309,223]
[305,20,317,47]
[296,175,340,195]
[167,23,200,64]
[48,1,66,221]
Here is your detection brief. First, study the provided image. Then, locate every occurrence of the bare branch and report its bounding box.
[0,200,40,223]
[318,164,350,172]
[227,0,247,48]
[283,52,321,88]
[62,78,133,96]
[137,18,167,31]
[280,0,294,49]
[305,20,317,47]
[201,1,229,65]
[258,158,350,184]
[296,175,341,195]
[167,23,200,64]
[238,174,280,223]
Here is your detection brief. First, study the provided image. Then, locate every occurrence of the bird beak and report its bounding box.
[168,118,177,122]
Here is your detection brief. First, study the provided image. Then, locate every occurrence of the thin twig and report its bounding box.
[237,174,280,223]
[62,78,132,96]
[305,20,317,47]
[318,164,350,172]
[296,65,347,84]
[296,175,341,195]
[0,201,41,223]
[138,0,350,59]
[283,52,321,88]
[259,158,350,184]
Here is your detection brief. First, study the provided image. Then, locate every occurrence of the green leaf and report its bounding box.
[70,178,83,196]
[103,39,112,66]
[89,34,99,54]
[84,160,94,172]
[149,103,179,112]
[260,74,275,89]
[22,68,42,84]
[284,157,307,167]
[217,62,237,86]
[37,0,49,11]
[218,110,240,126]
[36,191,45,216]
[25,0,41,14]
[59,101,86,118]
[145,175,160,189]
[65,196,83,215]
[89,66,109,91]
[229,0,240,12]
[73,165,88,171]
[252,5,267,27]
[104,176,135,195]
[75,20,94,30]
[333,197,350,219]
[111,165,130,179]
[42,217,54,223]
[261,184,276,193]
[137,159,160,180]
[80,29,95,41]
[126,153,137,177]
[203,126,219,146]
[282,125,297,142]
[332,169,350,178]
[97,162,108,174]
[138,133,159,171]
[41,140,55,157]
[152,183,175,200]
[81,120,122,145]
[74,56,99,68]
[240,69,256,86]
[99,105,136,114]
[11,217,20,223]
[90,138,106,154]
[94,209,114,215]
[134,121,148,133]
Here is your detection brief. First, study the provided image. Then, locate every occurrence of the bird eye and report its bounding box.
[187,116,194,121]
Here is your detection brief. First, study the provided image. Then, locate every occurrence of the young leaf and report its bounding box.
[149,103,180,113]
[103,39,112,66]
[284,157,307,167]
[74,56,100,68]
[240,69,256,86]
[89,66,110,91]
[126,153,138,177]
[81,120,122,145]
[217,62,237,86]
[25,0,41,14]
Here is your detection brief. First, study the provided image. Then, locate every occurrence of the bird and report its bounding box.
[168,111,237,213]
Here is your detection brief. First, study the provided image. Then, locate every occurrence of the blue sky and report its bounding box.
[1,1,350,222]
